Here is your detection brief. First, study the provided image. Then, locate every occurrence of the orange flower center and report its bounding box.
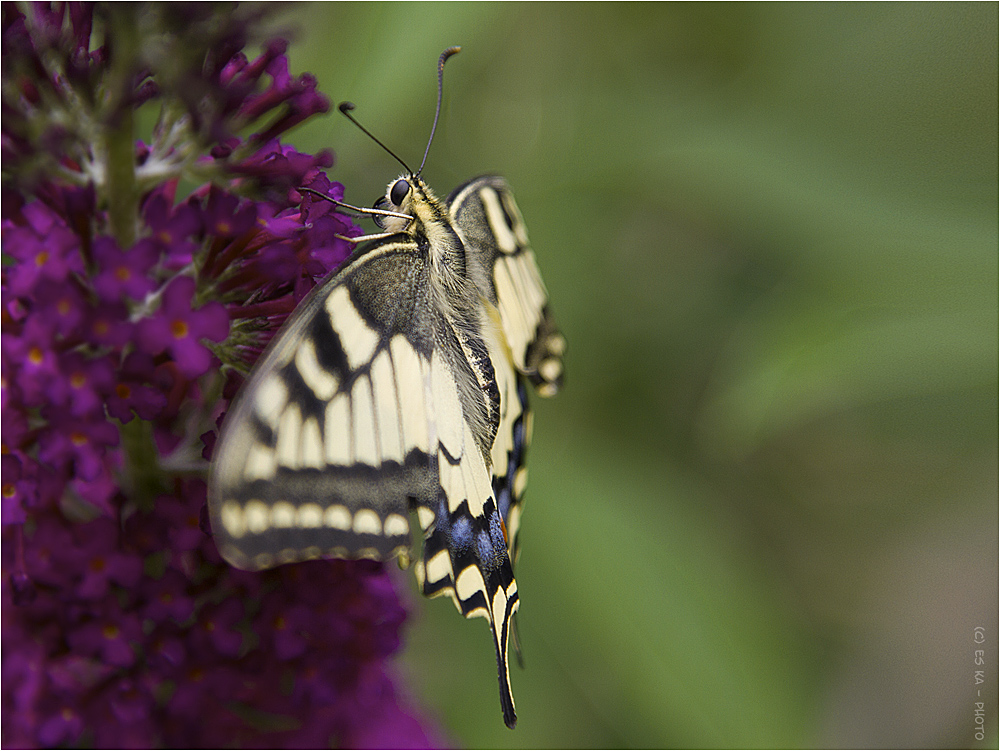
[28,347,44,365]
[171,319,189,339]
[70,372,87,388]
[115,265,131,281]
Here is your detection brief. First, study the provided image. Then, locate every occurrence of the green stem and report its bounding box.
[105,106,138,248]
[103,6,140,248]
[119,418,169,513]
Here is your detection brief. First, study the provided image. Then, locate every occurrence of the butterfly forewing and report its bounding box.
[208,172,561,732]
[209,237,443,570]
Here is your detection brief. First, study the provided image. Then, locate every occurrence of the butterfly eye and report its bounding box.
[390,178,410,207]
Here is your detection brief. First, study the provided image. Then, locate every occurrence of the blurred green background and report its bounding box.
[279,4,996,747]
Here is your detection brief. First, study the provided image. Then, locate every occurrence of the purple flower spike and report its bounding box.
[3,4,438,747]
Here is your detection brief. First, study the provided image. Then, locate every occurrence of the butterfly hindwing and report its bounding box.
[448,176,565,397]
[447,176,564,557]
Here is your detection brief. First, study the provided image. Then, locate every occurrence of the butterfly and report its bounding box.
[207,48,563,729]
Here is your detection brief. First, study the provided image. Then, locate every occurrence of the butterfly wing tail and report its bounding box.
[415,496,520,729]
[489,575,519,729]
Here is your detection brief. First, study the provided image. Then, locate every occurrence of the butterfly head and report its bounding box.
[372,174,447,236]
[372,176,415,232]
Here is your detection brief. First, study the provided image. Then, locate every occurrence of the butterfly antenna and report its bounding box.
[338,102,413,175]
[416,45,461,177]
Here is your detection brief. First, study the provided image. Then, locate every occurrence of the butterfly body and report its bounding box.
[208,172,563,729]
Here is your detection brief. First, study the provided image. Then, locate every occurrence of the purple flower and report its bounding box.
[67,606,143,668]
[195,599,245,657]
[84,302,134,349]
[3,209,82,296]
[36,706,85,748]
[202,185,257,238]
[32,279,88,337]
[104,352,167,423]
[2,457,28,525]
[137,276,229,379]
[69,466,121,517]
[142,570,195,624]
[55,352,116,418]
[70,519,144,599]
[230,139,335,200]
[144,191,201,251]
[36,415,119,483]
[256,598,314,661]
[2,316,60,408]
[92,237,159,302]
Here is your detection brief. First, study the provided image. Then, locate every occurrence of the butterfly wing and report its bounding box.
[448,176,564,392]
[447,176,564,559]
[208,236,442,569]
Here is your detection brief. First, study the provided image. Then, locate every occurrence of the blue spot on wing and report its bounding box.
[450,514,474,551]
[476,529,493,565]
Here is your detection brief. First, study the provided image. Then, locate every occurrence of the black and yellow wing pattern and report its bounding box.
[208,173,563,729]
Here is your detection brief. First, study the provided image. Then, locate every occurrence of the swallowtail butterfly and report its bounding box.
[207,48,563,729]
